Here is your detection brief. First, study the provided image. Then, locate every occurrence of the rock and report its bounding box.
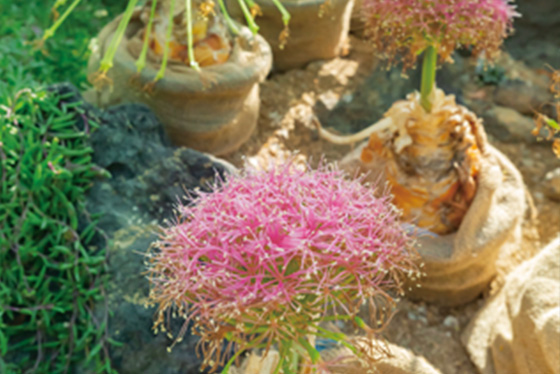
[482,105,537,143]
[318,90,341,111]
[98,226,203,374]
[544,168,560,202]
[47,83,237,374]
[74,85,237,226]
[504,0,560,68]
[515,0,560,28]
[443,316,460,332]
[313,64,417,135]
[493,80,552,116]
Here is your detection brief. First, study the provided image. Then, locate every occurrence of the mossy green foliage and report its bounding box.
[0,0,127,101]
[0,89,116,373]
[0,2,130,372]
[476,61,507,86]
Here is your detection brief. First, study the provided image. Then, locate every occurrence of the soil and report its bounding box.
[221,35,560,373]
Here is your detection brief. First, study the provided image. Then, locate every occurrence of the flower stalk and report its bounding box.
[420,46,437,113]
[154,0,176,81]
[43,0,82,41]
[217,0,241,34]
[237,0,259,34]
[185,0,200,71]
[136,0,159,72]
[99,0,139,74]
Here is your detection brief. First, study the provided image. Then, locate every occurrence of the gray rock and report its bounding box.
[493,80,552,116]
[443,316,460,332]
[481,105,537,143]
[48,83,237,374]
[101,228,203,374]
[504,0,560,68]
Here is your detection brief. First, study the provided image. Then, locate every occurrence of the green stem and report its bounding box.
[185,0,200,71]
[237,0,259,34]
[221,348,245,374]
[43,0,82,41]
[420,45,437,113]
[53,0,70,11]
[287,347,300,373]
[217,0,240,35]
[270,0,290,25]
[154,0,176,81]
[99,0,139,73]
[135,0,158,73]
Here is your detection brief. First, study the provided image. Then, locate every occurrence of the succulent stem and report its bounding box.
[99,0,139,73]
[420,45,437,112]
[135,0,158,73]
[237,0,259,34]
[217,0,240,34]
[288,347,301,373]
[185,0,200,70]
[270,0,290,26]
[43,0,82,41]
[154,0,176,81]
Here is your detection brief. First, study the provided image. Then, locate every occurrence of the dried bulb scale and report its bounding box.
[360,89,486,234]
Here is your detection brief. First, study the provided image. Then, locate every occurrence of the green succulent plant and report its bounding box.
[0,88,114,374]
[42,0,290,82]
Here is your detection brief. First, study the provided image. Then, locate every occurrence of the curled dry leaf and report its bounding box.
[358,89,486,234]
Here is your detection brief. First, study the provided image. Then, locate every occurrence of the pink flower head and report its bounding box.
[147,161,416,372]
[362,0,519,69]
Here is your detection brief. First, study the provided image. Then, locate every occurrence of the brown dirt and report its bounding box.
[222,35,559,373]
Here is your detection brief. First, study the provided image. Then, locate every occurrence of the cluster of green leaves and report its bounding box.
[0,0,127,102]
[475,59,507,86]
[0,89,116,373]
[1,2,129,373]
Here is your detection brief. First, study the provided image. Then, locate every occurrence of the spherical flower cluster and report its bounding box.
[147,162,416,372]
[362,0,519,69]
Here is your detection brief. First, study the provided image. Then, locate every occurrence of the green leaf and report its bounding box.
[221,348,245,374]
[0,329,8,355]
[86,342,103,364]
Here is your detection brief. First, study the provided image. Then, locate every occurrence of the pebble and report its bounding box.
[494,79,551,116]
[534,191,545,202]
[544,168,560,202]
[443,315,460,331]
[522,158,535,168]
[342,93,354,103]
[318,90,340,110]
[482,105,537,143]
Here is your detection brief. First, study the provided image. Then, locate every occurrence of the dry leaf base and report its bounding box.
[407,145,526,306]
[340,91,527,306]
[344,142,526,306]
